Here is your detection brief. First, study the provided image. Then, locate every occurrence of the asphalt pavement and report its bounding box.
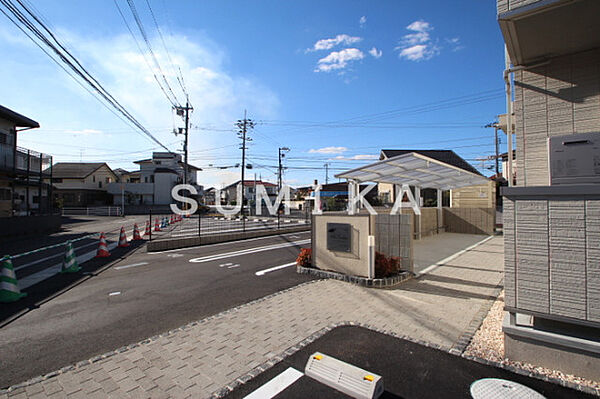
[0,230,314,388]
[228,326,593,399]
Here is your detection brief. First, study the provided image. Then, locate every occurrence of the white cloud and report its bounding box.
[0,26,279,189]
[359,16,367,28]
[406,20,431,32]
[333,154,378,160]
[395,19,440,61]
[314,48,364,72]
[446,37,464,52]
[309,146,348,154]
[369,47,382,59]
[309,34,362,51]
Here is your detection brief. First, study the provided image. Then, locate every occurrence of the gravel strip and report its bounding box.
[465,290,600,392]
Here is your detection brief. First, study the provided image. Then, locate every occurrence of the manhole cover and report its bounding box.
[470,378,546,399]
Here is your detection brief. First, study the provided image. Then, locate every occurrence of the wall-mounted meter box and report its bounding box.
[549,132,600,185]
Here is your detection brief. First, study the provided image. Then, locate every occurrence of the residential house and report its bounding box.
[51,163,117,207]
[377,149,494,208]
[0,105,53,217]
[220,180,277,206]
[498,0,600,379]
[107,152,202,206]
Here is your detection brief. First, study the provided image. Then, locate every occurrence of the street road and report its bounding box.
[0,231,313,388]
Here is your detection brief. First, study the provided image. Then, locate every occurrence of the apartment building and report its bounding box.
[498,0,600,380]
[0,105,53,217]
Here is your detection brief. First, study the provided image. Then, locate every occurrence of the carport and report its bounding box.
[334,151,490,239]
[310,152,492,280]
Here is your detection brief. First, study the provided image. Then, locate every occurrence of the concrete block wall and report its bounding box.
[504,196,600,324]
[513,48,600,187]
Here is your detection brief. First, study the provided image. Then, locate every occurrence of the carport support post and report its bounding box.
[368,235,375,279]
[415,186,421,240]
[436,189,443,234]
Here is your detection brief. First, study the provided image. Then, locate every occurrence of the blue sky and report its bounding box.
[0,0,508,188]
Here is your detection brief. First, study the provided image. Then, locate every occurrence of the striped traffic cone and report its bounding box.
[118,227,129,247]
[144,221,151,236]
[170,214,174,224]
[154,218,161,232]
[96,233,111,257]
[0,255,26,303]
[132,224,142,241]
[165,216,170,227]
[60,241,81,273]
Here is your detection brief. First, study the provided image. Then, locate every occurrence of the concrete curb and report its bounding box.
[296,265,413,288]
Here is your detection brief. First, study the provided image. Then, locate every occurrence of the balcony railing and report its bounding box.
[0,143,52,176]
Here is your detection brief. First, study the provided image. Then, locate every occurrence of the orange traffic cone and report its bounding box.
[144,221,151,236]
[154,218,161,232]
[118,227,129,247]
[96,233,111,257]
[132,224,142,241]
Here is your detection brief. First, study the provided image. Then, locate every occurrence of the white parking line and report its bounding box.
[417,235,494,276]
[189,240,310,264]
[227,264,240,269]
[14,240,98,271]
[114,262,149,270]
[255,262,297,276]
[244,367,303,399]
[18,242,119,290]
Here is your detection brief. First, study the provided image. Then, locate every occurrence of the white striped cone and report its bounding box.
[61,241,81,273]
[96,233,111,258]
[118,227,130,247]
[144,221,151,236]
[133,224,142,240]
[0,255,27,302]
[154,218,161,232]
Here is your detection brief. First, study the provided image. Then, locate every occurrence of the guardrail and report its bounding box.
[62,207,123,216]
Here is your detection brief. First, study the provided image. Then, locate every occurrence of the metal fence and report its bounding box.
[62,206,123,216]
[162,213,311,240]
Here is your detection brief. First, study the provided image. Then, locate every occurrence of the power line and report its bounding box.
[142,0,188,98]
[113,0,180,108]
[124,0,181,106]
[0,0,174,153]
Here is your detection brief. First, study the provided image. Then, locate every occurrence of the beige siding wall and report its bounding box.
[451,181,495,208]
[498,0,542,14]
[514,48,600,186]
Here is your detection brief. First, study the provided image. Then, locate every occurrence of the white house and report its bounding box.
[107,152,202,206]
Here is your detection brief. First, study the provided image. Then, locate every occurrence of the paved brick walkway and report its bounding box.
[1,236,503,398]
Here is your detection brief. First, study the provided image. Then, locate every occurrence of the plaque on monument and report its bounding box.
[327,223,351,252]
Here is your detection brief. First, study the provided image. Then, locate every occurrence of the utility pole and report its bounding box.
[174,100,193,211]
[324,163,330,184]
[235,111,255,231]
[278,147,290,191]
[485,121,501,177]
